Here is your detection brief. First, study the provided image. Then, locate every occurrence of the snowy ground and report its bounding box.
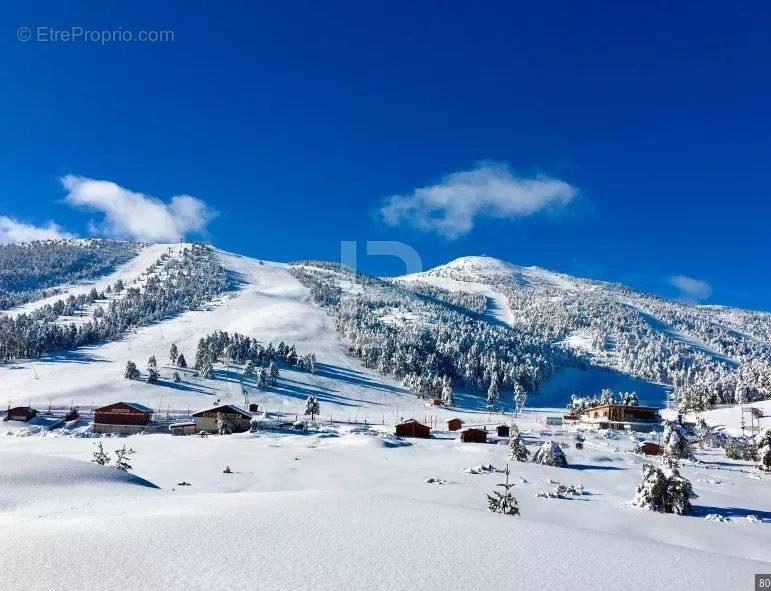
[1,248,769,590]
[1,423,769,591]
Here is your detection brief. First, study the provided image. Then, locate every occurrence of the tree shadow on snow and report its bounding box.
[568,463,625,471]
[689,505,771,522]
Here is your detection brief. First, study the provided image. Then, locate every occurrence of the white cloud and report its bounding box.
[61,175,217,242]
[669,275,712,303]
[379,162,577,239]
[0,216,75,243]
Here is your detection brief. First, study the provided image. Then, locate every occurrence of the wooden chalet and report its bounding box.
[581,404,660,432]
[92,402,154,434]
[496,424,510,437]
[395,419,431,438]
[192,404,252,434]
[4,406,37,422]
[460,428,487,444]
[447,418,463,431]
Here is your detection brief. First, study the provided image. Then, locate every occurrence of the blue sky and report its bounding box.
[1,1,769,309]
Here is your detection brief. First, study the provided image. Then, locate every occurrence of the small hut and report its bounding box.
[496,424,510,437]
[395,419,431,438]
[248,403,260,412]
[5,406,37,422]
[447,418,463,431]
[460,428,487,444]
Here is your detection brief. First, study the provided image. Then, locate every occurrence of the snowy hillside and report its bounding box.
[1,242,770,591]
[399,255,771,412]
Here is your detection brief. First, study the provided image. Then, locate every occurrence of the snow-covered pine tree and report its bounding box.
[258,367,268,389]
[173,371,181,383]
[662,418,693,460]
[304,395,320,420]
[124,360,140,380]
[201,360,214,379]
[513,382,526,417]
[487,464,520,516]
[216,412,232,435]
[244,360,255,376]
[268,361,279,385]
[631,463,695,515]
[113,445,136,471]
[486,375,499,411]
[177,353,187,368]
[92,441,110,465]
[147,355,157,371]
[757,428,771,472]
[169,343,179,365]
[194,338,207,370]
[441,376,455,406]
[532,440,567,467]
[146,367,160,384]
[509,424,529,462]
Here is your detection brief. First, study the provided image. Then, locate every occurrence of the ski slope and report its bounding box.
[0,248,427,421]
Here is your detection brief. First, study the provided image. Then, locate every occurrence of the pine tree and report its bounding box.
[258,367,268,389]
[662,419,693,460]
[441,376,455,406]
[513,383,527,417]
[216,412,232,435]
[631,463,695,515]
[146,367,160,384]
[244,360,255,376]
[169,343,179,365]
[268,361,279,385]
[92,441,110,465]
[113,445,136,471]
[194,338,207,370]
[532,441,567,467]
[124,360,140,380]
[176,353,187,368]
[508,424,529,461]
[147,355,157,371]
[173,371,181,383]
[757,428,771,472]
[201,360,214,379]
[486,375,499,411]
[487,464,520,516]
[304,395,320,420]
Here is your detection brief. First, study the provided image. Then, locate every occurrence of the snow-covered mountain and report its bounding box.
[399,255,771,411]
[2,241,771,591]
[0,241,769,417]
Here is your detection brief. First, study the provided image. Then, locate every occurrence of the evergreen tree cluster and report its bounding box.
[192,330,316,382]
[290,263,578,400]
[0,238,138,310]
[0,244,229,360]
[567,389,640,414]
[501,279,771,413]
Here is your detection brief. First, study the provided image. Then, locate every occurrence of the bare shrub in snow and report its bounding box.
[631,464,696,515]
[532,441,567,467]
